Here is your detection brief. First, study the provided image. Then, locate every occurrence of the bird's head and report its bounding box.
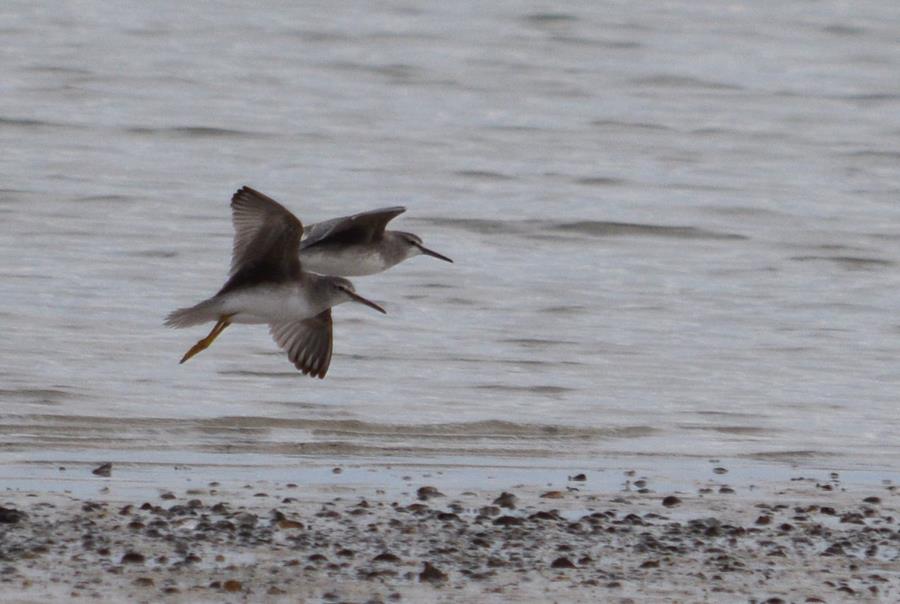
[395,231,453,263]
[327,276,386,314]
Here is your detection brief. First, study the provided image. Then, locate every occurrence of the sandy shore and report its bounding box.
[1,461,898,603]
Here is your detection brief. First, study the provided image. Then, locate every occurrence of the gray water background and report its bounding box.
[2,1,900,476]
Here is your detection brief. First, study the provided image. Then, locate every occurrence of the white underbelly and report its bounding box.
[220,285,318,324]
[299,248,392,277]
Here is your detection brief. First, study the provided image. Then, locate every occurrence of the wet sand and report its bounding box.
[2,463,898,603]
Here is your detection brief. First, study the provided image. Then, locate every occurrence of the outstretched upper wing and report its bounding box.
[269,310,333,378]
[300,206,406,250]
[230,186,304,275]
[217,187,304,295]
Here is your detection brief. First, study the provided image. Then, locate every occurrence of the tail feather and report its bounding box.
[165,299,221,328]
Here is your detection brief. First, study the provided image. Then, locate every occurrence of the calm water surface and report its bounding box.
[2,1,900,477]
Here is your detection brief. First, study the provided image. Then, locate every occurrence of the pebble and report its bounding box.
[121,551,145,564]
[492,492,517,509]
[493,515,523,527]
[419,562,447,584]
[0,506,26,524]
[479,505,500,517]
[551,556,576,569]
[416,486,444,501]
[91,463,112,477]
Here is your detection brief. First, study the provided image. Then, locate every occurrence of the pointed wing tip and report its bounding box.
[384,206,406,219]
[361,206,407,222]
[231,185,259,203]
[295,362,328,379]
[230,186,302,226]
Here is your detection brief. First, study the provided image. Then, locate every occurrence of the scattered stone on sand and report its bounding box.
[2,478,898,602]
[661,495,681,507]
[416,486,444,501]
[0,506,26,524]
[551,557,576,569]
[121,551,145,564]
[91,462,112,477]
[492,492,517,509]
[479,505,500,517]
[419,562,447,584]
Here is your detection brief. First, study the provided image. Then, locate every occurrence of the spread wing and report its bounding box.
[217,187,304,295]
[230,186,304,275]
[300,206,406,250]
[268,310,334,379]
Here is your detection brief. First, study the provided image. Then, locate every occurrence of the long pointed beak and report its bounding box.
[347,290,387,314]
[416,243,453,263]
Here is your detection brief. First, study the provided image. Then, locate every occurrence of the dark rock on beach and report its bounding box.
[0,506,26,524]
[91,462,112,477]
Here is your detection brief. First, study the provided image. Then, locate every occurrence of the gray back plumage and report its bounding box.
[300,206,406,250]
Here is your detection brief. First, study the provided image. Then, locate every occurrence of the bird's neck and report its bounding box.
[382,232,415,264]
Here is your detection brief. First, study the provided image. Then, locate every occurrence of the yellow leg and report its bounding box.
[179,316,233,364]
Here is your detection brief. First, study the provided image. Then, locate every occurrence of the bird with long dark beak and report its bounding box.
[165,187,386,378]
[297,206,453,277]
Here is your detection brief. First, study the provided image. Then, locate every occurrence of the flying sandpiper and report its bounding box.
[298,205,453,276]
[165,186,386,378]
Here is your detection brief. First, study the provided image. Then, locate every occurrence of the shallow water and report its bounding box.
[2,1,900,475]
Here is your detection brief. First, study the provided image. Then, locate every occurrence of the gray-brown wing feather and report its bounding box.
[269,309,333,378]
[300,206,406,250]
[229,186,304,277]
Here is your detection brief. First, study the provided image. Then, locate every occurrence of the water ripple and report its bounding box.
[553,221,747,240]
[629,75,744,91]
[790,255,893,269]
[125,126,272,139]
